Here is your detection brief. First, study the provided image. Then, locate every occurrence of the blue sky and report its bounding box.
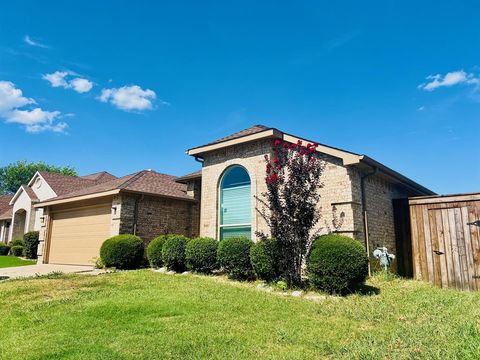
[0,1,479,194]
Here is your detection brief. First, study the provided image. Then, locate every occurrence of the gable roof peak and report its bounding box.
[80,171,117,182]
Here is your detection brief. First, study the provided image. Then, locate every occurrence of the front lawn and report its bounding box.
[0,271,479,359]
[0,256,36,269]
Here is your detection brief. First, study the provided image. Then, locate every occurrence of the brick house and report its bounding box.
[5,171,116,244]
[179,125,434,271]
[26,124,431,270]
[36,170,199,265]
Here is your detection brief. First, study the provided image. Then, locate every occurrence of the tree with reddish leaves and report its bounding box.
[256,139,325,287]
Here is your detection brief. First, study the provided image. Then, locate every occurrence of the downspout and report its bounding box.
[193,156,204,238]
[133,194,144,236]
[360,166,378,276]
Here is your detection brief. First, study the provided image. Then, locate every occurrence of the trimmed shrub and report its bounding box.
[10,245,24,257]
[250,238,278,281]
[185,237,218,273]
[147,235,172,268]
[99,234,145,270]
[162,235,189,272]
[23,231,40,259]
[0,242,10,256]
[10,239,24,247]
[308,234,368,295]
[217,236,254,280]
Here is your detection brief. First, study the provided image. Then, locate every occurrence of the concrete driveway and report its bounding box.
[0,264,95,280]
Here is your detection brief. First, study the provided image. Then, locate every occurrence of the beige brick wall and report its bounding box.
[351,171,409,268]
[199,139,360,241]
[119,193,200,244]
[199,140,272,239]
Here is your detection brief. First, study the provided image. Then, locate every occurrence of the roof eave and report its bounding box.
[34,189,120,207]
[186,128,282,156]
[175,174,202,184]
[120,189,198,202]
[359,155,435,196]
[185,126,433,196]
[0,212,12,220]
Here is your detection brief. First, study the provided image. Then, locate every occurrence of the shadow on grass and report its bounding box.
[349,283,381,296]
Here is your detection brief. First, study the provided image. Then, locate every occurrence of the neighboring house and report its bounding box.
[7,171,117,243]
[181,125,434,270]
[36,170,199,266]
[0,195,13,243]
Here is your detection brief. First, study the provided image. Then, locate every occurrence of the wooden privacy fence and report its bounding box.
[409,193,480,291]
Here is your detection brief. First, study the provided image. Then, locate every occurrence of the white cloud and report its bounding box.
[6,108,61,125]
[0,81,35,112]
[42,71,93,93]
[42,71,69,88]
[69,78,93,93]
[417,106,425,111]
[25,122,68,133]
[418,70,479,91]
[24,35,49,49]
[99,85,158,111]
[0,80,67,133]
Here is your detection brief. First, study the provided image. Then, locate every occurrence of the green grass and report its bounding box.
[0,271,479,359]
[0,255,36,268]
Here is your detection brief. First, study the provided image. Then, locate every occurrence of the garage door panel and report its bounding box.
[50,221,111,231]
[48,205,111,265]
[54,206,110,218]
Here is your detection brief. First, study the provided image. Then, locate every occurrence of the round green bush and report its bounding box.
[99,234,145,270]
[185,237,218,273]
[217,236,254,280]
[147,235,172,268]
[308,234,368,295]
[250,238,278,281]
[10,239,24,247]
[162,235,189,272]
[10,245,24,257]
[0,242,10,256]
[23,231,39,259]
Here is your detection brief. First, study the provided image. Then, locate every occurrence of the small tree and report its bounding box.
[256,139,325,287]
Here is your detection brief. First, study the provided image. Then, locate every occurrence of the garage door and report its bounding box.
[48,204,111,265]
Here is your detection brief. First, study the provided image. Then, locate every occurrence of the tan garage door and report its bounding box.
[48,204,111,265]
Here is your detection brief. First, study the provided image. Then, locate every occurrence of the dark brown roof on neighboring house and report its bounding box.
[38,170,194,204]
[0,195,13,220]
[189,124,271,150]
[176,170,202,183]
[0,209,12,220]
[80,171,117,182]
[38,171,117,196]
[21,185,39,202]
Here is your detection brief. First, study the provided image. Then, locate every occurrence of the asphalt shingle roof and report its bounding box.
[38,171,117,196]
[0,195,13,220]
[80,171,117,182]
[39,170,193,203]
[188,125,271,150]
[176,170,202,183]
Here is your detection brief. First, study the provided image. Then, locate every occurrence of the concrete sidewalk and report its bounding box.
[0,264,96,280]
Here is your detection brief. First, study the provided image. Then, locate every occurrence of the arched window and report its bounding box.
[219,165,251,240]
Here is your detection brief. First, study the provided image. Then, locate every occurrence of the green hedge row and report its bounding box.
[146,235,276,281]
[99,232,369,294]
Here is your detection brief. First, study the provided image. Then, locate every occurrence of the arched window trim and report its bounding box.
[218,165,252,240]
